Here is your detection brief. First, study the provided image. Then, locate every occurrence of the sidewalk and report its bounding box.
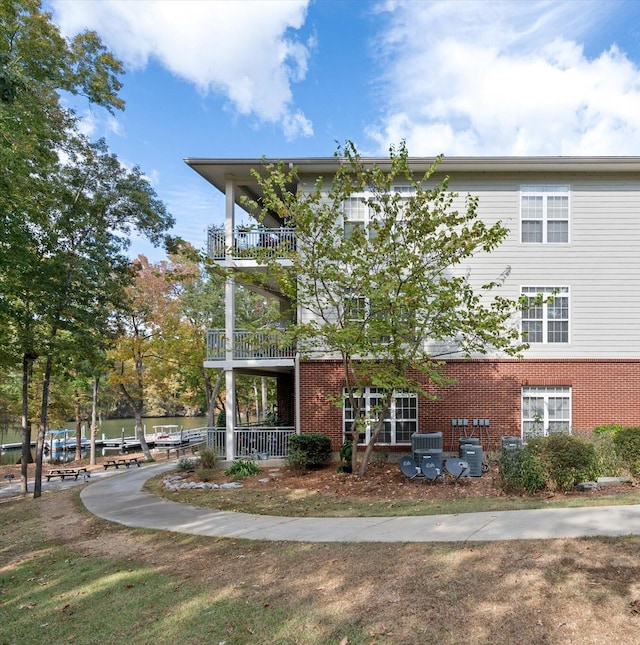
[77,461,640,543]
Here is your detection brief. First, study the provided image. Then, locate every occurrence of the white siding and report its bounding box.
[446,174,640,359]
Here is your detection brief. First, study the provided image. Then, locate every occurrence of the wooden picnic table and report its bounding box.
[45,467,90,481]
[103,457,142,470]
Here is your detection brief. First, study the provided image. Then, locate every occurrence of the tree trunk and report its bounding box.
[118,383,152,461]
[74,390,82,461]
[34,353,55,498]
[261,376,268,420]
[134,410,152,460]
[20,353,34,495]
[89,376,99,466]
[205,369,224,427]
[358,400,392,477]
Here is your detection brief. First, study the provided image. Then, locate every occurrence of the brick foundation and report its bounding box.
[299,358,640,451]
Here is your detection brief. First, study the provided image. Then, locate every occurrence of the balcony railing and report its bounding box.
[206,329,295,360]
[206,426,295,459]
[208,226,296,260]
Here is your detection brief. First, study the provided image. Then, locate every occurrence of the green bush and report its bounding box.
[612,427,640,478]
[286,433,332,471]
[195,468,212,482]
[497,448,548,495]
[593,423,624,436]
[528,434,599,492]
[198,448,217,470]
[177,457,197,471]
[224,460,261,479]
[591,429,624,477]
[337,439,353,473]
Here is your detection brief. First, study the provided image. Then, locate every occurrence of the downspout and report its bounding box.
[295,352,301,435]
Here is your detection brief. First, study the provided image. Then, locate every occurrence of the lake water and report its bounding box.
[0,416,209,465]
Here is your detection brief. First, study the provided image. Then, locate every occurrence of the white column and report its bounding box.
[295,353,301,435]
[225,177,235,252]
[225,369,235,460]
[224,176,236,460]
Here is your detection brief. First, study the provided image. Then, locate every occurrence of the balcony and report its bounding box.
[208,226,296,260]
[207,329,295,361]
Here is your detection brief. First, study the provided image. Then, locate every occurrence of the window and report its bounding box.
[522,386,571,440]
[520,185,569,244]
[343,187,415,238]
[343,196,370,238]
[521,286,569,343]
[343,388,417,445]
[344,296,367,323]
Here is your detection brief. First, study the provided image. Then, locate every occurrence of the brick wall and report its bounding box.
[299,358,640,451]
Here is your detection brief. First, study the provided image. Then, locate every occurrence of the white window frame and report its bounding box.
[344,295,367,324]
[522,386,572,440]
[520,185,570,244]
[521,286,569,344]
[342,195,372,239]
[342,186,416,238]
[343,388,417,445]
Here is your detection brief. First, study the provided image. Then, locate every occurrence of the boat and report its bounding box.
[149,425,205,448]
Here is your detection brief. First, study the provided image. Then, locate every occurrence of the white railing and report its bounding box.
[206,427,295,459]
[206,329,295,360]
[208,226,296,260]
[206,330,226,360]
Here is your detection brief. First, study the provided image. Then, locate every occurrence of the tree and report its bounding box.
[247,141,528,475]
[1,1,126,494]
[0,2,173,495]
[30,137,172,496]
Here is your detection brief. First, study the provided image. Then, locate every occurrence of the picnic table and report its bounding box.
[45,467,90,481]
[103,457,142,470]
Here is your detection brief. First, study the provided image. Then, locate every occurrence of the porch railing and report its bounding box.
[206,427,295,460]
[206,329,295,360]
[208,226,296,260]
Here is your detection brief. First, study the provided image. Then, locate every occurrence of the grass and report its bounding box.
[146,473,640,517]
[2,488,640,644]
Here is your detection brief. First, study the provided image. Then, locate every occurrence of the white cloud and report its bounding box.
[369,0,640,155]
[51,0,313,141]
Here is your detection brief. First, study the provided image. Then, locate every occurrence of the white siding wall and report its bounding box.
[295,171,640,360]
[447,174,640,359]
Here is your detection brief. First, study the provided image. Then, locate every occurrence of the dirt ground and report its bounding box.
[171,456,636,503]
[2,449,635,503]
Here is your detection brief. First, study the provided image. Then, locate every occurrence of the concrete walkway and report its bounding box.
[77,461,640,543]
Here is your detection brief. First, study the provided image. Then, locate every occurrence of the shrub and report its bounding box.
[337,439,353,473]
[198,448,217,470]
[612,427,640,478]
[196,468,212,482]
[497,448,548,495]
[224,460,261,479]
[177,457,197,471]
[590,429,624,477]
[286,433,332,471]
[528,434,599,492]
[593,423,624,436]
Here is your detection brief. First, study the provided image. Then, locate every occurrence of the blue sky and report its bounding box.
[48,0,640,261]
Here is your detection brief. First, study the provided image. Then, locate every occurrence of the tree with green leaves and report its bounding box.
[30,137,172,496]
[247,141,528,475]
[0,1,173,495]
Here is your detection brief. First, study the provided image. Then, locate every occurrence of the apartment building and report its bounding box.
[186,156,640,457]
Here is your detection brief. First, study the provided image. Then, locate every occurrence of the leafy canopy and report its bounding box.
[246,141,528,474]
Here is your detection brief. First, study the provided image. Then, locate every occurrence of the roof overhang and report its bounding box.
[184,155,640,201]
